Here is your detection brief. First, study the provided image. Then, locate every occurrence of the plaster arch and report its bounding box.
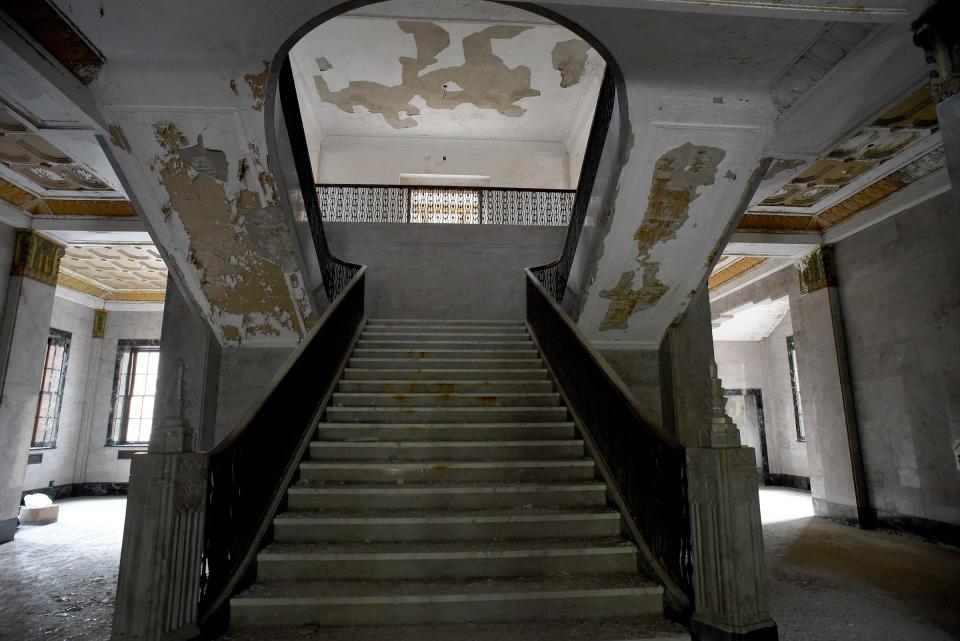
[261,0,629,312]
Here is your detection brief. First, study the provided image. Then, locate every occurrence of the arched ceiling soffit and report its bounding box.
[288,16,605,142]
[42,0,925,348]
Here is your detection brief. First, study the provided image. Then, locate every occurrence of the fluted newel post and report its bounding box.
[112,364,208,641]
[687,364,778,641]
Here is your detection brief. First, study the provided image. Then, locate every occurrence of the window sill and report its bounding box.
[29,446,56,451]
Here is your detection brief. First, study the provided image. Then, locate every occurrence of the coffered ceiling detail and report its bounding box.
[57,244,167,302]
[709,256,767,290]
[0,108,135,218]
[739,86,945,233]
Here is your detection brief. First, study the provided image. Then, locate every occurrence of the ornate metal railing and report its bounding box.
[531,68,615,301]
[198,267,364,621]
[316,184,575,226]
[195,57,368,624]
[525,271,693,605]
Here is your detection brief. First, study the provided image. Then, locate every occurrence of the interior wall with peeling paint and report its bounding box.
[315,141,571,188]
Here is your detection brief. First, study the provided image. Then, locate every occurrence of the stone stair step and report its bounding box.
[287,482,608,510]
[366,318,524,326]
[316,422,575,442]
[343,368,549,381]
[230,575,663,628]
[331,392,561,408]
[325,406,567,424]
[308,439,583,461]
[298,459,595,483]
[358,339,533,350]
[272,508,621,543]
[349,358,541,370]
[337,380,553,393]
[353,348,539,359]
[362,331,530,340]
[255,540,637,581]
[219,616,689,641]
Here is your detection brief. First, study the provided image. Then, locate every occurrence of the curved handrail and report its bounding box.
[523,66,694,612]
[525,270,693,612]
[196,56,368,624]
[279,57,361,301]
[531,67,615,301]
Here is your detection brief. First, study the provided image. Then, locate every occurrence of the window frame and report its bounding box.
[786,335,806,442]
[107,339,161,446]
[31,328,72,449]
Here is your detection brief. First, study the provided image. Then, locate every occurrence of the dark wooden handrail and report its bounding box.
[525,270,693,612]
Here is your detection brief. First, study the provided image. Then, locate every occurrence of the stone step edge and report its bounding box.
[309,440,583,448]
[300,459,594,469]
[258,546,635,563]
[273,512,619,526]
[288,483,606,495]
[231,585,660,608]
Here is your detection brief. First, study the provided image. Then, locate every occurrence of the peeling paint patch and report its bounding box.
[599,142,725,331]
[244,61,270,112]
[551,39,591,88]
[229,78,238,95]
[107,124,130,152]
[152,122,304,342]
[313,21,540,129]
[178,135,228,182]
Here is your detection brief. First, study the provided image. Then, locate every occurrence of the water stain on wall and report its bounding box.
[599,142,725,331]
[551,39,590,88]
[152,122,307,342]
[313,21,540,129]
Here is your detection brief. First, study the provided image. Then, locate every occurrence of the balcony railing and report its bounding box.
[316,184,575,226]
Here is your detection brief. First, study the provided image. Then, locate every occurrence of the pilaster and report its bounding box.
[0,231,63,543]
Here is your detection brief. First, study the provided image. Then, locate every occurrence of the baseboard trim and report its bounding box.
[765,473,810,491]
[813,497,960,547]
[20,482,129,503]
[0,517,17,544]
[873,509,960,548]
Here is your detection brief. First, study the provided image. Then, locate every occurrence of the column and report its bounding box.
[0,231,63,543]
[789,248,870,525]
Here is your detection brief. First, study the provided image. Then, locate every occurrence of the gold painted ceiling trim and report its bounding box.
[43,199,136,216]
[57,271,166,303]
[708,256,767,290]
[737,213,822,232]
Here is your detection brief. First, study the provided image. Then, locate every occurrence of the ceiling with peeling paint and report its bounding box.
[290,16,604,141]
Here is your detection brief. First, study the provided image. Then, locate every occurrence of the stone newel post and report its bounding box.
[112,364,209,641]
[687,364,778,641]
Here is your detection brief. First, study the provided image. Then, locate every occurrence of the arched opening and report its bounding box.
[264,0,626,317]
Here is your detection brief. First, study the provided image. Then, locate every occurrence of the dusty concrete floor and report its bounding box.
[0,496,124,641]
[762,487,960,641]
[0,491,958,640]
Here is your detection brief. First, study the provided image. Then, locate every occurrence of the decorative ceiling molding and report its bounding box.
[740,86,946,234]
[770,22,875,114]
[42,199,136,217]
[708,256,767,290]
[55,243,167,303]
[0,0,105,85]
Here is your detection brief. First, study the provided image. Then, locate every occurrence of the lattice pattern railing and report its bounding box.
[316,185,575,226]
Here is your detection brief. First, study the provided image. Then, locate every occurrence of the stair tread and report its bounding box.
[300,459,593,468]
[290,482,605,493]
[274,506,619,520]
[233,573,659,601]
[320,422,574,428]
[310,440,581,448]
[261,537,632,556]
[216,615,688,641]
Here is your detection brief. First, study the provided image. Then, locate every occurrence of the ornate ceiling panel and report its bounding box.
[57,244,167,302]
[740,86,947,233]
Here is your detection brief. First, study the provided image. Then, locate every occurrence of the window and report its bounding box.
[786,335,806,442]
[108,340,160,445]
[32,329,71,448]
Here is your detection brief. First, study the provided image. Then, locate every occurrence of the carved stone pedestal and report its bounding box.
[112,452,207,641]
[687,365,777,640]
